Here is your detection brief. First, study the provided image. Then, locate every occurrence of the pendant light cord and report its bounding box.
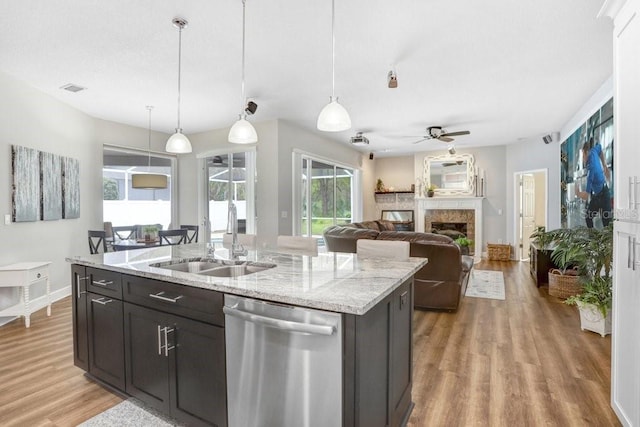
[240,0,247,117]
[147,106,153,169]
[331,0,335,99]
[176,25,183,130]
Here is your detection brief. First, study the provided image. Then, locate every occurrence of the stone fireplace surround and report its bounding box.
[415,197,484,262]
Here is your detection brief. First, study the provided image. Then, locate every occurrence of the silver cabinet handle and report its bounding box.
[149,291,184,303]
[223,306,336,336]
[92,279,113,287]
[157,325,162,355]
[163,327,175,356]
[91,297,113,305]
[76,275,88,299]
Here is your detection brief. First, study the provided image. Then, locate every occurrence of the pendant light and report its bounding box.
[228,0,258,144]
[165,17,192,153]
[317,0,351,132]
[132,106,168,189]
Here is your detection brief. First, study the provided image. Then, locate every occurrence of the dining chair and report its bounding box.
[276,235,318,256]
[103,222,115,251]
[222,233,257,249]
[158,229,188,246]
[88,230,108,254]
[180,225,199,243]
[112,226,137,240]
[356,239,410,260]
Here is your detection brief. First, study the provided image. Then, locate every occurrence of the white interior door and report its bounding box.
[521,174,536,260]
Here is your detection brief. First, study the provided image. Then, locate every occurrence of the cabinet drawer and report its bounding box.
[28,265,49,283]
[87,268,123,299]
[123,275,224,326]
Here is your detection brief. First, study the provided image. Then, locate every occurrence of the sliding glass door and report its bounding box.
[205,151,256,243]
[299,155,356,238]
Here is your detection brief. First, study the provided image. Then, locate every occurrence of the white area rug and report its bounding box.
[79,398,181,426]
[465,270,505,300]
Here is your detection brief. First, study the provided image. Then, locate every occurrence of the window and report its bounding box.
[103,146,175,229]
[204,151,256,242]
[296,153,357,238]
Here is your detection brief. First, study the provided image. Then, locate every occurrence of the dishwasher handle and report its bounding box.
[223,305,336,336]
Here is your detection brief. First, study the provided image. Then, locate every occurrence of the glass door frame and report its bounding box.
[198,147,256,243]
[292,149,362,238]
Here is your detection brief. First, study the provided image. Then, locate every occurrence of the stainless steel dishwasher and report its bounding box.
[223,294,342,427]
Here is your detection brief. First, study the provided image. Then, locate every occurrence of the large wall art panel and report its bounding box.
[62,156,80,219]
[11,145,40,222]
[40,151,62,220]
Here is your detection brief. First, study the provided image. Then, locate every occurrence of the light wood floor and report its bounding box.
[0,260,620,426]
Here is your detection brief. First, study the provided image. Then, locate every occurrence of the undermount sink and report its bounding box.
[150,258,276,277]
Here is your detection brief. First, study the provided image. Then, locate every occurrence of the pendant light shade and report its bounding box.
[229,0,258,144]
[166,17,192,153]
[133,106,169,190]
[317,96,351,131]
[317,0,351,132]
[229,116,258,144]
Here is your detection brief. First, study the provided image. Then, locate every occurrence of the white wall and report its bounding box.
[0,71,97,299]
[373,157,415,191]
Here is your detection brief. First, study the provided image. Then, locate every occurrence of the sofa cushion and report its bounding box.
[376,220,397,231]
[323,225,379,253]
[377,231,453,244]
[461,255,474,273]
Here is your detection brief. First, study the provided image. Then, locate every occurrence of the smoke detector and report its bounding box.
[350,132,369,144]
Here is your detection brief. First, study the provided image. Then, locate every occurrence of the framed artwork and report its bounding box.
[11,145,40,222]
[40,151,62,220]
[62,156,80,219]
[560,97,613,229]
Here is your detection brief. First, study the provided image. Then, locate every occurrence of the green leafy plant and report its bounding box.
[454,236,473,247]
[565,276,612,318]
[529,226,554,249]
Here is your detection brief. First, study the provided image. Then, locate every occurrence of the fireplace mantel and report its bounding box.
[415,197,484,261]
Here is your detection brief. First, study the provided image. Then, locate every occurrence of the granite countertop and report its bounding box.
[66,243,427,315]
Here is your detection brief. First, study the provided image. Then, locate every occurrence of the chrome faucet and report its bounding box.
[227,202,247,259]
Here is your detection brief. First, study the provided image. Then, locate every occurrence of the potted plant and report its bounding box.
[142,225,158,242]
[547,224,613,335]
[454,236,473,255]
[530,226,555,250]
[426,184,436,197]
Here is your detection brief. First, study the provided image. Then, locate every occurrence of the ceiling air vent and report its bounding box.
[60,83,87,93]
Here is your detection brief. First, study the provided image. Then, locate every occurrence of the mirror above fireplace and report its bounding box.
[423,153,475,196]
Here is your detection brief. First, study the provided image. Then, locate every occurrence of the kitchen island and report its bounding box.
[68,244,427,427]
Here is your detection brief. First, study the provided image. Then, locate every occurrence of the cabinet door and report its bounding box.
[390,280,413,427]
[124,303,171,414]
[612,222,640,426]
[169,316,227,427]
[87,292,125,390]
[614,1,640,215]
[71,264,88,371]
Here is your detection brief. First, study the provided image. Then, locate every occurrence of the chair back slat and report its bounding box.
[180,225,199,243]
[88,230,107,254]
[159,229,188,246]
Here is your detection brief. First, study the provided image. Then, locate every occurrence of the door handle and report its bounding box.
[157,325,162,355]
[91,297,113,305]
[223,305,336,336]
[92,279,113,287]
[163,327,175,357]
[76,275,88,299]
[149,291,184,303]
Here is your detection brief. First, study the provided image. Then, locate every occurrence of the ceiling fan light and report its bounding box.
[228,117,258,144]
[317,98,351,132]
[132,173,168,189]
[165,130,192,153]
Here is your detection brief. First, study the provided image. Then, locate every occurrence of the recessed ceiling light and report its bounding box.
[60,83,87,93]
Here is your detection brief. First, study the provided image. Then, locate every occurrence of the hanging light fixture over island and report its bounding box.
[165,17,192,154]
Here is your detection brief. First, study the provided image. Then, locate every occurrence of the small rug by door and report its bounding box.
[79,398,181,426]
[465,270,505,300]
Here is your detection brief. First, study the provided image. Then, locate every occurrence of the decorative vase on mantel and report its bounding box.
[427,189,435,198]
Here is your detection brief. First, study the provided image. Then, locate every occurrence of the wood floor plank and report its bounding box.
[0,260,620,426]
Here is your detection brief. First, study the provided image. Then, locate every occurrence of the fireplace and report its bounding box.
[415,197,483,261]
[430,222,468,235]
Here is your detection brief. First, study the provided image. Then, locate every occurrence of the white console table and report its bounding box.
[0,262,52,328]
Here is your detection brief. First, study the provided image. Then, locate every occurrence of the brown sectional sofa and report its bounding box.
[323,220,474,311]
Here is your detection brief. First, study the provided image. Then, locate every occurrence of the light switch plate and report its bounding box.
[4,214,11,225]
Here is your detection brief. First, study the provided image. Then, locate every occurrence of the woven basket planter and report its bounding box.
[548,268,581,299]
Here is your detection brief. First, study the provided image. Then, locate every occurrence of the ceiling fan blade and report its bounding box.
[441,130,470,137]
[438,136,454,142]
[412,138,429,144]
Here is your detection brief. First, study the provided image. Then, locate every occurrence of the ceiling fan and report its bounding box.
[413,126,470,144]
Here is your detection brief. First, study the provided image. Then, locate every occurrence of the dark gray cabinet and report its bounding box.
[529,242,557,286]
[71,264,89,370]
[124,303,226,427]
[343,278,414,426]
[87,291,125,390]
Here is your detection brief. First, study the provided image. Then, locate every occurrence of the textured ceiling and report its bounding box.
[0,0,612,156]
